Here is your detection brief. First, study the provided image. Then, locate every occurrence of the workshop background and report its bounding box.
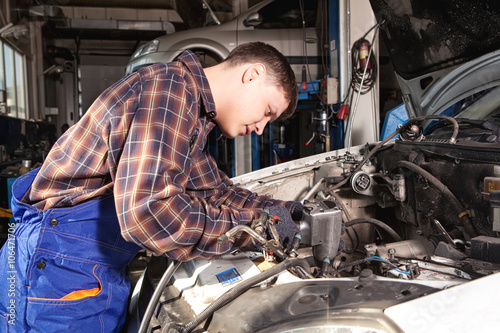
[0,0,400,246]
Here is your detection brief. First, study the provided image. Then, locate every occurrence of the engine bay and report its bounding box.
[131,115,500,333]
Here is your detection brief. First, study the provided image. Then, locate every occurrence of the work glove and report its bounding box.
[265,205,300,248]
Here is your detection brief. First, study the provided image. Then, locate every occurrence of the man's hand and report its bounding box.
[265,205,300,248]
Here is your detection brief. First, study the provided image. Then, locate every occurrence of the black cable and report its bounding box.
[345,218,402,242]
[344,226,360,254]
[396,161,477,238]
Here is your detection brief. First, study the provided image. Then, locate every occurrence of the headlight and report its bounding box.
[131,39,159,60]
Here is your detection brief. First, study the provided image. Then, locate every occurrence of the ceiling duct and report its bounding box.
[0,23,29,39]
[29,5,65,19]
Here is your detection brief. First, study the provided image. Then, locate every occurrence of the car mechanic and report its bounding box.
[0,41,304,332]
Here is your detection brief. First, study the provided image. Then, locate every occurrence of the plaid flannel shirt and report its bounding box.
[26,51,298,261]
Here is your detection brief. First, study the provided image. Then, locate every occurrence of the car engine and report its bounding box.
[131,115,500,333]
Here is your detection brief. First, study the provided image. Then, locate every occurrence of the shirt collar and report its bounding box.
[177,51,217,120]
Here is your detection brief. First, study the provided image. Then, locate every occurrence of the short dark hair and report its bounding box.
[222,42,298,121]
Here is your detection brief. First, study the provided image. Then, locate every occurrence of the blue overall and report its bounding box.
[0,169,141,332]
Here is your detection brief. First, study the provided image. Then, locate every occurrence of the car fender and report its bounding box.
[165,38,232,63]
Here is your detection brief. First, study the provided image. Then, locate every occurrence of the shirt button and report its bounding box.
[49,218,59,226]
[37,261,46,270]
[207,111,216,118]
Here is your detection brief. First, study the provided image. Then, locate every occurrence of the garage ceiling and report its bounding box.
[8,1,241,50]
[30,0,180,42]
[42,0,177,9]
[2,0,264,69]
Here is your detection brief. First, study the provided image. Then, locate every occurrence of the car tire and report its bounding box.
[191,49,223,68]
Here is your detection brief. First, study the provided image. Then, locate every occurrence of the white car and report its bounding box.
[125,0,326,82]
[127,0,500,332]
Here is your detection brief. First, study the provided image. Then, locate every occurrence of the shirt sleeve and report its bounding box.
[113,72,295,261]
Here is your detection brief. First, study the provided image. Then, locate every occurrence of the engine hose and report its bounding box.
[293,264,315,279]
[344,218,402,242]
[180,258,311,333]
[406,115,459,144]
[398,160,478,238]
[138,260,182,333]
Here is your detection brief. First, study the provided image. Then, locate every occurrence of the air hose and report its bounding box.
[138,260,182,333]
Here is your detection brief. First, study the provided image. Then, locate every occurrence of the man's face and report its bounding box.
[215,80,289,139]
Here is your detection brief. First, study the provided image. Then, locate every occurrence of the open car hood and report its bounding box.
[127,3,500,332]
[369,0,500,117]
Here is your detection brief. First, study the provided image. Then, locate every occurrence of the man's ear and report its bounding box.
[242,63,266,83]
